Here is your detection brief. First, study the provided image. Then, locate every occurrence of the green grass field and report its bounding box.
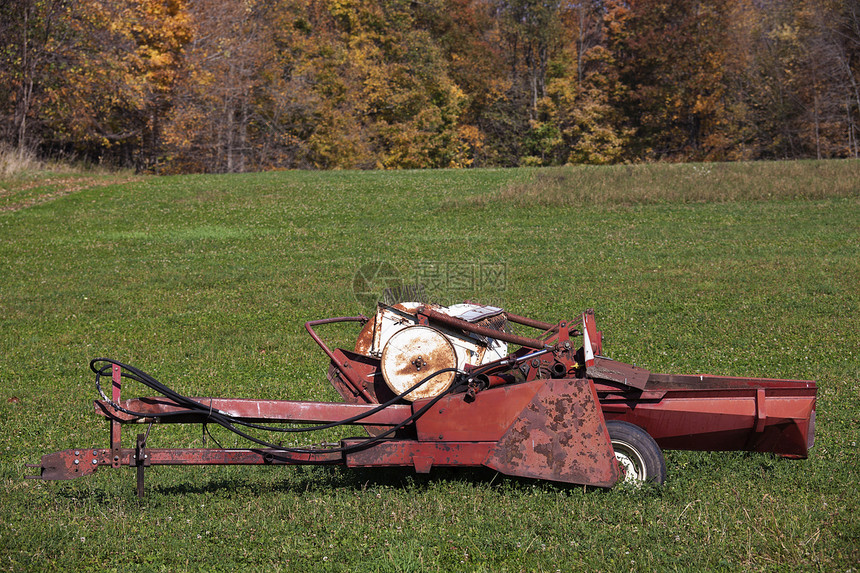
[1,161,858,571]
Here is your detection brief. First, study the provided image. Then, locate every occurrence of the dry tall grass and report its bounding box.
[446,160,860,209]
[0,144,44,176]
[0,144,137,211]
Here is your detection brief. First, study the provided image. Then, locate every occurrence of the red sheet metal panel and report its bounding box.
[601,381,816,457]
[588,357,650,390]
[413,381,543,442]
[484,379,620,487]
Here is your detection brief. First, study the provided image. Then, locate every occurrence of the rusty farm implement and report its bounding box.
[28,303,817,496]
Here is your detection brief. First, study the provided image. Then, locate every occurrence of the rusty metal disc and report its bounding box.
[380,326,457,401]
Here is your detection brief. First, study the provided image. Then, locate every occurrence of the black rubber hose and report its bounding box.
[91,358,463,454]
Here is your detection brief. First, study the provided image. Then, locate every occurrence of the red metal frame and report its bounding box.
[28,307,817,496]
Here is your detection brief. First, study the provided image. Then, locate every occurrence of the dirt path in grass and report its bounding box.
[0,175,139,212]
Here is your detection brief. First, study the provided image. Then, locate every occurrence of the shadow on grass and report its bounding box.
[149,465,493,496]
[39,449,777,504]
[146,463,664,499]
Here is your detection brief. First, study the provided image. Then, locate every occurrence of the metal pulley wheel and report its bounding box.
[380,326,457,401]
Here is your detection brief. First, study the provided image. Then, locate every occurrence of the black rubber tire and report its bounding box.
[606,420,667,485]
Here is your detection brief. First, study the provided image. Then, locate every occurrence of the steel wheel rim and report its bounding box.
[612,438,647,483]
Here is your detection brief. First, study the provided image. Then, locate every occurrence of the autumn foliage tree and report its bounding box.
[1,0,858,170]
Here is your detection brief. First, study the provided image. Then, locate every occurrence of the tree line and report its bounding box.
[2,0,859,172]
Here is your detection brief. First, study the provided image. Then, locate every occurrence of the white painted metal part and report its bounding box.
[380,326,457,401]
[371,302,509,400]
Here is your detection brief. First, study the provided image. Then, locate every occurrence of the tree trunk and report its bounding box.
[15,3,31,153]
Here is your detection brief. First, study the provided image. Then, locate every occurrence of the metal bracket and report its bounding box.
[133,433,151,498]
[754,388,767,432]
[110,364,123,468]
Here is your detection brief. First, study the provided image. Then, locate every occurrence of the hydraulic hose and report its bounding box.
[91,358,463,455]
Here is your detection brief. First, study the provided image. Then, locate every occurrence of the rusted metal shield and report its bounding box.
[381,326,457,401]
[484,379,620,487]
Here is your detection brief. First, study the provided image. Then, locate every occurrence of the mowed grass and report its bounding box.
[0,161,858,571]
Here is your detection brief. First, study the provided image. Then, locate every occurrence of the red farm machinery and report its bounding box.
[28,302,817,496]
